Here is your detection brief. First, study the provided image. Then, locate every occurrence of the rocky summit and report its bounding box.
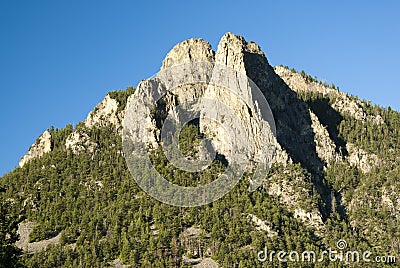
[1,33,399,267]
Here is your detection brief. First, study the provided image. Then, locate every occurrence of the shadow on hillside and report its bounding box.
[243,51,347,219]
[306,97,348,157]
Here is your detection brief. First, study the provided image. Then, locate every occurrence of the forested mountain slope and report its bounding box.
[0,33,399,267]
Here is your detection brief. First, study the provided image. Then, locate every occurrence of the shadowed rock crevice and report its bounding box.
[243,52,322,171]
[306,97,348,156]
[242,50,336,218]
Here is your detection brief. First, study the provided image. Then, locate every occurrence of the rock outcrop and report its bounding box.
[293,208,324,229]
[309,110,339,165]
[126,32,277,172]
[346,143,379,173]
[247,213,278,237]
[85,94,123,131]
[19,130,52,167]
[65,129,97,155]
[16,221,61,254]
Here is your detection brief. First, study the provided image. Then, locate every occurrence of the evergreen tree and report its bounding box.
[0,187,22,268]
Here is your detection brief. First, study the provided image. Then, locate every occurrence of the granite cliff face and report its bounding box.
[127,33,276,173]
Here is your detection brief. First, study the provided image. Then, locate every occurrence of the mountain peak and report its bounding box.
[161,38,214,69]
[161,32,267,74]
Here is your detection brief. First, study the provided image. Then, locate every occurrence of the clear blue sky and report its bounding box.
[0,1,399,176]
